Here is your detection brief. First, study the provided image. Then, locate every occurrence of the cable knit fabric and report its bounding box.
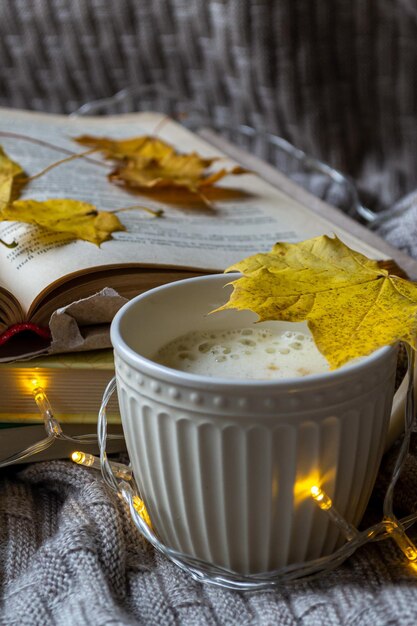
[2,1,417,624]
[0,0,417,212]
[1,441,417,626]
[376,190,417,260]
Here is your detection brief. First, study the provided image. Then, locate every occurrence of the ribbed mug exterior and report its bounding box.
[111,275,398,574]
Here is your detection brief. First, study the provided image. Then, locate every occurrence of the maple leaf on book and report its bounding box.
[75,134,248,201]
[2,199,125,246]
[0,146,24,210]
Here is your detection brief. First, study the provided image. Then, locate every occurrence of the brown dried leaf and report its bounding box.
[110,154,247,193]
[75,134,248,197]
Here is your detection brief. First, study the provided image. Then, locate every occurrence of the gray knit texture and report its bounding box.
[2,439,417,626]
[1,0,417,213]
[2,1,417,624]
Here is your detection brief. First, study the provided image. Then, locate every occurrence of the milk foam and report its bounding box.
[153,326,329,379]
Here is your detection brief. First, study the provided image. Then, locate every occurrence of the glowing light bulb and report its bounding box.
[26,370,47,396]
[71,451,84,464]
[71,451,95,468]
[70,451,132,480]
[133,495,152,528]
[385,519,417,561]
[310,485,332,510]
[404,546,417,561]
[310,484,358,541]
[31,384,62,436]
[32,385,52,415]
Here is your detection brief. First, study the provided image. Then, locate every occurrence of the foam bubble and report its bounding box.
[153,326,330,380]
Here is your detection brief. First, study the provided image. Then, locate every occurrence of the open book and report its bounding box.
[1,108,416,361]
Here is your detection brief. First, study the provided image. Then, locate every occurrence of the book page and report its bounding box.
[0,108,391,315]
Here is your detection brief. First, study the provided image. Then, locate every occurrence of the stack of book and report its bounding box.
[0,350,122,461]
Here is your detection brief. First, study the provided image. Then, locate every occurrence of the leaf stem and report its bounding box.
[116,205,164,218]
[196,190,214,208]
[25,148,99,182]
[0,239,17,249]
[152,115,172,137]
[0,132,108,168]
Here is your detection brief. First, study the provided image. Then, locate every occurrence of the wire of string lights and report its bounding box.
[0,379,124,469]
[93,345,417,590]
[1,346,416,590]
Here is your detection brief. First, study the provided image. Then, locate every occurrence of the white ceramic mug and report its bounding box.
[111,274,403,574]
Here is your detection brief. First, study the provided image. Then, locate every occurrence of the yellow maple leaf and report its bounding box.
[1,199,125,245]
[75,134,248,197]
[216,235,417,369]
[75,135,182,163]
[0,146,24,209]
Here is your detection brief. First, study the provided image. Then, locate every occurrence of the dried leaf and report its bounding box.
[110,155,247,193]
[216,235,417,369]
[75,135,182,163]
[75,134,248,196]
[1,199,125,245]
[0,146,24,209]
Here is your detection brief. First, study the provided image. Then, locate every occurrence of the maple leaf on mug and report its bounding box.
[215,235,417,369]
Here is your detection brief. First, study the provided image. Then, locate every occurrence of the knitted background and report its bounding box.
[1,0,417,213]
[2,1,417,624]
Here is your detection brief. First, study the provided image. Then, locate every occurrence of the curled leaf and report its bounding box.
[75,135,181,163]
[110,154,247,193]
[1,199,125,245]
[216,235,417,369]
[75,134,248,198]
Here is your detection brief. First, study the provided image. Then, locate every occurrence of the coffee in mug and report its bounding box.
[154,327,329,379]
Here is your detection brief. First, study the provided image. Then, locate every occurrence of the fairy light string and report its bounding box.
[71,450,152,526]
[94,345,417,589]
[1,349,416,588]
[310,485,358,541]
[0,375,123,469]
[381,343,417,561]
[71,450,132,481]
[310,345,417,563]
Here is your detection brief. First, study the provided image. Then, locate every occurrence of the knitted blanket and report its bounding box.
[1,436,417,626]
[2,1,417,624]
